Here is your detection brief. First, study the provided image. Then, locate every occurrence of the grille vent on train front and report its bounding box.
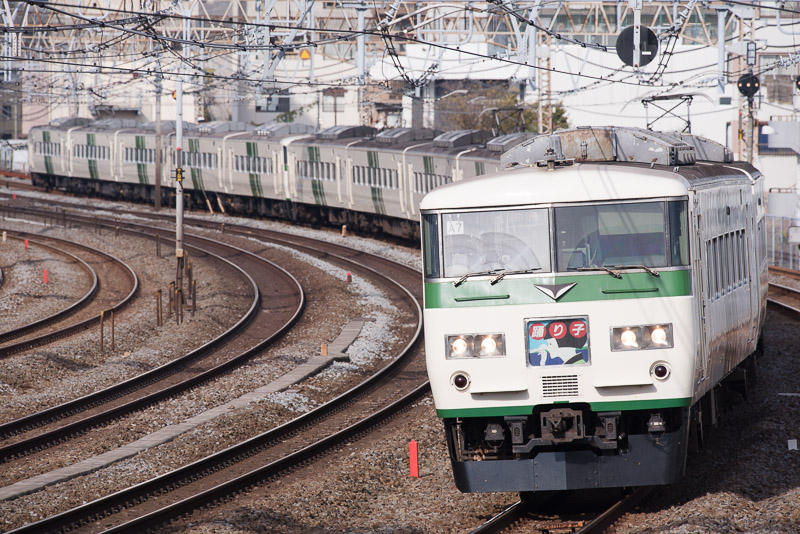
[541,375,579,398]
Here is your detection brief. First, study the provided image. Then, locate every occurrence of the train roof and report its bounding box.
[419,161,759,211]
[501,126,734,168]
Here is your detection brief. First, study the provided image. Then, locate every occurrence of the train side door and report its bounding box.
[692,205,710,393]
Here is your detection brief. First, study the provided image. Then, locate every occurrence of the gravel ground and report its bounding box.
[0,216,252,421]
[0,234,90,333]
[0,221,417,531]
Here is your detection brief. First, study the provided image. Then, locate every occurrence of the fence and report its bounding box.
[766,215,800,270]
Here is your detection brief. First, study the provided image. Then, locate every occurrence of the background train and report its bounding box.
[420,127,767,492]
[28,118,531,240]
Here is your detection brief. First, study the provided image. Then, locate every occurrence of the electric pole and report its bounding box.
[175,5,188,298]
[155,72,162,211]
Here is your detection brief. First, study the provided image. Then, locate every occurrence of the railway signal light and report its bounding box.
[737,73,760,98]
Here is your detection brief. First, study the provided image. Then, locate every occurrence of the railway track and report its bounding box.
[0,220,303,465]
[0,232,137,358]
[768,266,800,312]
[470,488,651,534]
[0,234,98,342]
[1,202,426,533]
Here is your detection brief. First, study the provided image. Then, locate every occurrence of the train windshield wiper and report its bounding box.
[575,265,622,279]
[453,269,503,287]
[490,267,542,285]
[611,265,660,277]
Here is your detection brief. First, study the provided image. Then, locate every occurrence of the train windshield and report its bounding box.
[554,200,689,271]
[438,208,551,278]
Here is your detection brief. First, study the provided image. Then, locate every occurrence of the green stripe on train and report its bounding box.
[87,133,98,179]
[370,186,385,215]
[187,139,203,190]
[191,168,204,190]
[246,142,264,197]
[135,136,149,184]
[424,270,691,308]
[311,179,326,205]
[43,130,53,175]
[436,397,692,418]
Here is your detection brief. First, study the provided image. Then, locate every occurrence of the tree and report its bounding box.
[434,86,568,134]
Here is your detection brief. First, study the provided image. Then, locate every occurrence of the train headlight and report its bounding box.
[446,334,506,358]
[451,336,469,356]
[620,328,639,349]
[611,324,673,351]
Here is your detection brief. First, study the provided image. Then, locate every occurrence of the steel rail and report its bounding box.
[7,208,424,534]
[470,487,651,534]
[0,214,278,448]
[0,219,296,461]
[0,233,99,343]
[0,234,137,359]
[467,500,528,534]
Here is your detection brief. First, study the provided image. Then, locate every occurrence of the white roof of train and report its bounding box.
[419,163,691,210]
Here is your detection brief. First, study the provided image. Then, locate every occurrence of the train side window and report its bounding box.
[713,237,720,297]
[422,213,441,278]
[706,241,714,299]
[739,231,747,282]
[737,230,744,284]
[725,234,732,291]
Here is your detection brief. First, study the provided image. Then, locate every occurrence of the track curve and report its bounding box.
[0,232,137,359]
[0,222,303,467]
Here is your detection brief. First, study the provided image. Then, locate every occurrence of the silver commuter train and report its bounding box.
[419,127,767,492]
[28,118,529,239]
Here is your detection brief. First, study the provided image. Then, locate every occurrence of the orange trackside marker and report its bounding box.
[409,440,419,478]
[24,239,28,249]
[43,269,48,284]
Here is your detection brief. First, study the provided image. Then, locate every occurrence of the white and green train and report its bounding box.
[420,127,768,492]
[28,119,522,239]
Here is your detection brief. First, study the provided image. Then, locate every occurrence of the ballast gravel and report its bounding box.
[0,235,90,333]
[0,217,251,425]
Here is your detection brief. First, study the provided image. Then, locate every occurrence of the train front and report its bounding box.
[420,163,694,493]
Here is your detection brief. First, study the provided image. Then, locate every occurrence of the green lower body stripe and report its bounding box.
[436,397,692,418]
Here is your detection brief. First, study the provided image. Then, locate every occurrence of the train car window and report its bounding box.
[714,236,725,297]
[554,201,667,271]
[706,239,714,300]
[423,156,434,174]
[441,208,550,277]
[724,234,732,291]
[422,214,441,278]
[474,161,485,176]
[739,231,746,282]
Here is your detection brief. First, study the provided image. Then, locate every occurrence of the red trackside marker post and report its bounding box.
[409,440,419,478]
[43,269,48,284]
[12,193,15,200]
[346,271,352,284]
[24,239,28,250]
